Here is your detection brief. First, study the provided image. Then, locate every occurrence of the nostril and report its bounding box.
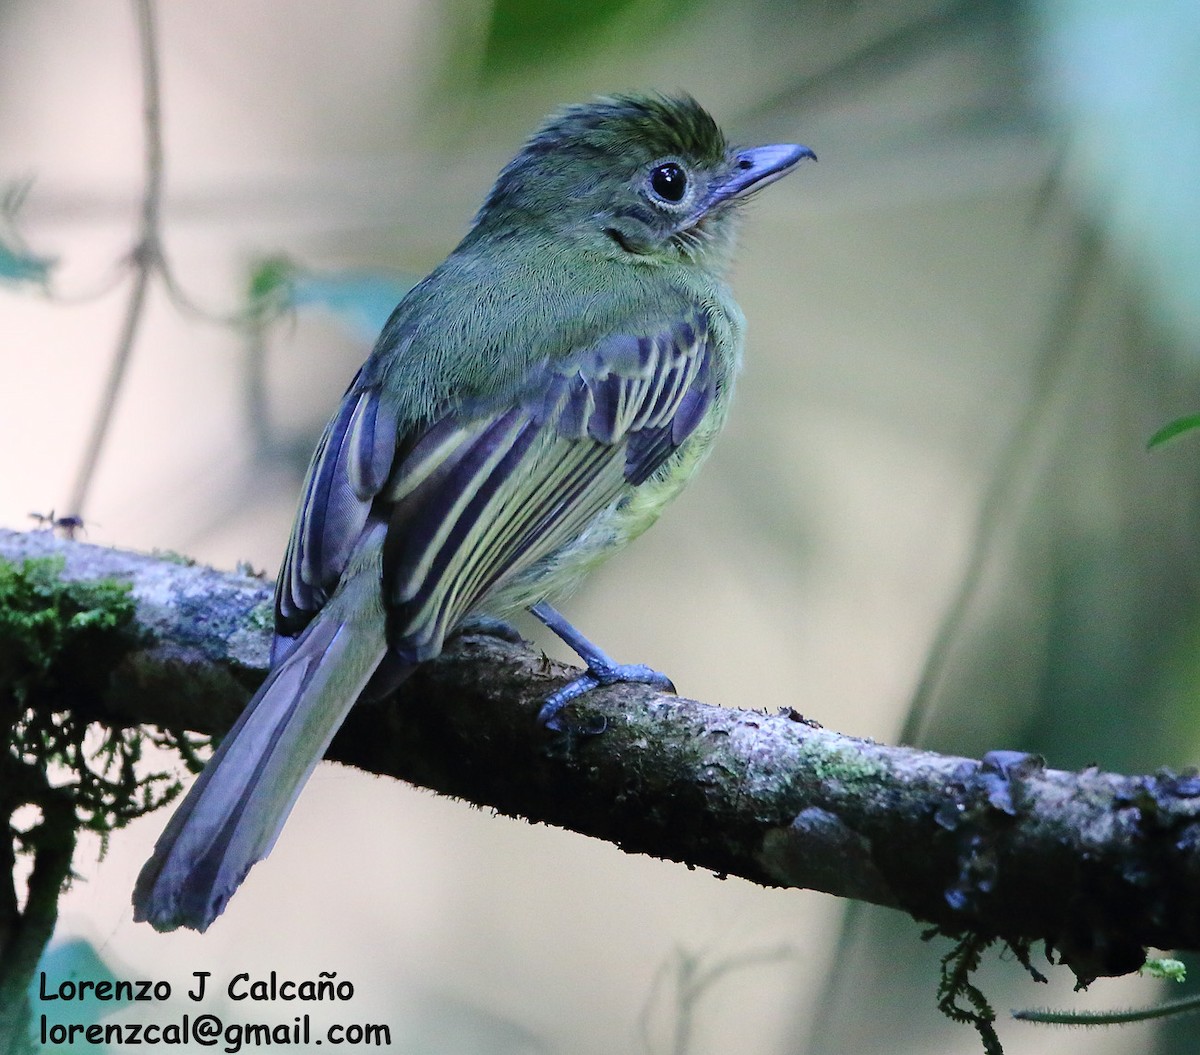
[737,156,753,170]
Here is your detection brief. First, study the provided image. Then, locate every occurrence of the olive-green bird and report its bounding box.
[133,93,813,932]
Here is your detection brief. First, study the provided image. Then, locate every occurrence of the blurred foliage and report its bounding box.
[0,183,53,288]
[1031,0,1200,352]
[244,255,296,323]
[479,0,700,75]
[290,270,416,340]
[1148,414,1200,450]
[245,256,414,340]
[0,242,52,287]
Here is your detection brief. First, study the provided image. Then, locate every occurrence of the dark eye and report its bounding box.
[649,162,688,203]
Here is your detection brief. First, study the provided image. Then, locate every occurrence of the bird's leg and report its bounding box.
[529,601,675,729]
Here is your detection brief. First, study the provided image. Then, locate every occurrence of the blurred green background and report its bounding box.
[3,0,1200,1052]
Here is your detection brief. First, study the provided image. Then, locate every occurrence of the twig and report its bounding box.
[62,0,263,529]
[62,0,165,527]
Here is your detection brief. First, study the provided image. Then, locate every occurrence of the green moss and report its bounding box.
[794,737,887,788]
[0,557,140,704]
[150,548,196,566]
[1143,957,1187,982]
[245,599,275,632]
[0,555,179,848]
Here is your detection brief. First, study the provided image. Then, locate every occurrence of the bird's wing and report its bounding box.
[381,308,716,660]
[273,370,400,647]
[272,308,716,662]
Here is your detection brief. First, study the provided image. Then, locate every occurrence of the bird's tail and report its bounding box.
[132,583,391,932]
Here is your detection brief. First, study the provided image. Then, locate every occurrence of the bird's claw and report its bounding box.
[537,660,675,731]
[527,601,675,733]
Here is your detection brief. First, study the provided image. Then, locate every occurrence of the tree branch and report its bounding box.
[2,527,1198,985]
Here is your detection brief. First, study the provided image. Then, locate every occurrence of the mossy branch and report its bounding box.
[3,527,1200,994]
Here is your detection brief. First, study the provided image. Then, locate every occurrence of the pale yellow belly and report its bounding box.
[480,414,724,617]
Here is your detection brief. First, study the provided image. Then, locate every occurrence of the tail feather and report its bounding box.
[132,587,391,932]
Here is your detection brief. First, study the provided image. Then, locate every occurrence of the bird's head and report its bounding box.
[469,94,814,273]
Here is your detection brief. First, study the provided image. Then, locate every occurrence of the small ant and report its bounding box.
[29,510,86,539]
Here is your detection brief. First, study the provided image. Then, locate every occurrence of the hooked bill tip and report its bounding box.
[714,142,815,204]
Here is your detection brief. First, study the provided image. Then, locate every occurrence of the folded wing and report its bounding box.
[271,310,715,665]
[381,310,716,661]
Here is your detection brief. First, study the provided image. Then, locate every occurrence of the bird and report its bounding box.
[132,93,813,932]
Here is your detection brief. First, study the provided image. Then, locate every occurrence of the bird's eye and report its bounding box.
[649,162,688,203]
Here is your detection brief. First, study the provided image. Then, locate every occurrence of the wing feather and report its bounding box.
[274,380,398,639]
[380,310,715,662]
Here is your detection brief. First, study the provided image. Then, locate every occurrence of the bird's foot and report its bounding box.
[529,601,675,731]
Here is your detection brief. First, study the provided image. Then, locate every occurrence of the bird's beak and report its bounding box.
[709,143,816,206]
